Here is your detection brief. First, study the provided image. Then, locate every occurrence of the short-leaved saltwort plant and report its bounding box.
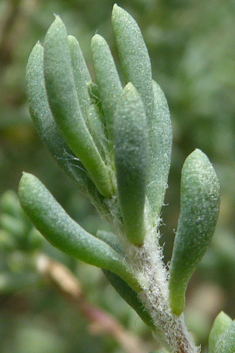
[19,4,229,353]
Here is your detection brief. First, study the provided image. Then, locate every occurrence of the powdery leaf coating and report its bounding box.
[208,311,233,353]
[215,320,235,353]
[44,16,113,198]
[18,173,140,292]
[26,42,89,193]
[169,149,220,316]
[91,34,122,144]
[112,4,153,121]
[114,83,148,246]
[146,80,172,220]
[68,35,91,120]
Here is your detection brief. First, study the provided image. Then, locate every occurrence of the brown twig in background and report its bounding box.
[0,0,38,72]
[36,254,152,353]
[0,0,22,69]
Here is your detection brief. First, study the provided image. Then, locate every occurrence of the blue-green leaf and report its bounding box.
[215,320,235,353]
[208,311,233,353]
[103,270,155,330]
[68,35,91,120]
[112,4,153,121]
[146,80,172,220]
[26,42,109,216]
[26,42,89,193]
[169,149,220,316]
[91,34,122,144]
[18,173,140,292]
[43,16,114,197]
[114,83,148,246]
[96,230,125,256]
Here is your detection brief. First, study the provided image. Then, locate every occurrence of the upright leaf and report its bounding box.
[68,35,91,120]
[91,34,122,144]
[114,83,148,246]
[215,321,235,353]
[169,149,220,316]
[112,4,153,121]
[44,16,114,197]
[18,173,140,292]
[26,42,108,216]
[208,311,233,353]
[146,80,172,220]
[26,42,89,194]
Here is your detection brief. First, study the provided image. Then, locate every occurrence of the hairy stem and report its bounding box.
[126,229,199,353]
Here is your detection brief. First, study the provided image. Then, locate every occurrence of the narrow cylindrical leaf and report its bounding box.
[26,42,109,216]
[169,149,220,316]
[112,4,153,121]
[26,42,89,193]
[43,16,114,197]
[96,230,125,256]
[208,311,232,353]
[68,35,91,120]
[146,80,172,220]
[114,83,148,246]
[87,81,103,115]
[91,34,122,143]
[103,270,155,330]
[87,104,109,161]
[215,321,235,353]
[18,173,140,292]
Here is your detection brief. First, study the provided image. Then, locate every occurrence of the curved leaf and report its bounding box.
[86,104,109,162]
[43,16,114,197]
[26,42,109,216]
[96,230,125,256]
[215,320,235,353]
[169,149,220,316]
[112,4,153,121]
[18,173,140,292]
[114,83,148,246]
[208,311,232,353]
[68,35,91,120]
[146,80,172,220]
[91,34,122,144]
[26,42,89,194]
[103,269,155,330]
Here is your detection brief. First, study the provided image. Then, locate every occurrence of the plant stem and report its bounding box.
[35,254,151,353]
[126,230,200,353]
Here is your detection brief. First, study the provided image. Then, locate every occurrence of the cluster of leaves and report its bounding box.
[17,4,226,352]
[1,0,235,352]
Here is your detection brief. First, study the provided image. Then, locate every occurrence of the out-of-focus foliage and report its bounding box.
[0,0,235,352]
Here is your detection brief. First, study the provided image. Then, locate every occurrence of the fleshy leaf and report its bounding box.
[86,104,109,162]
[96,230,125,256]
[169,149,220,315]
[26,42,109,216]
[103,270,155,330]
[214,320,235,353]
[91,34,122,144]
[18,173,140,292]
[146,80,172,220]
[26,42,89,193]
[68,35,91,120]
[208,311,233,353]
[112,4,153,121]
[43,16,114,197]
[114,83,148,246]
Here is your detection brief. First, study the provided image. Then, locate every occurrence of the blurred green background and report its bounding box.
[0,0,235,352]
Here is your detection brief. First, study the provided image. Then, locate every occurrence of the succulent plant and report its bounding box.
[20,5,222,352]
